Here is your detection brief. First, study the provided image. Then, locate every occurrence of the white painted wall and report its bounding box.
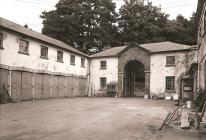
[89,57,118,96]
[0,31,89,76]
[150,52,187,96]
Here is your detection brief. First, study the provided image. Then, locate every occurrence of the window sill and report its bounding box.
[40,56,48,60]
[165,64,176,67]
[57,60,63,63]
[100,68,107,70]
[165,90,176,93]
[18,51,29,55]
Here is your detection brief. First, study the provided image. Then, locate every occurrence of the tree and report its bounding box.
[163,13,197,45]
[117,0,169,44]
[41,0,118,54]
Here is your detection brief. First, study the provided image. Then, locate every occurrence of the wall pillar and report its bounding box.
[118,72,124,97]
[144,71,150,98]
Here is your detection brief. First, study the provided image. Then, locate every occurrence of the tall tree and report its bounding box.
[164,13,197,45]
[118,0,169,44]
[41,0,118,54]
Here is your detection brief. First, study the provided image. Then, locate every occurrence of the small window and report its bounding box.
[0,33,3,49]
[166,76,175,91]
[81,58,85,67]
[100,77,107,90]
[166,56,175,66]
[18,39,29,54]
[57,51,63,62]
[40,46,48,59]
[100,61,107,69]
[70,55,75,65]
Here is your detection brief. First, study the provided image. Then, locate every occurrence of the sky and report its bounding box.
[0,0,198,33]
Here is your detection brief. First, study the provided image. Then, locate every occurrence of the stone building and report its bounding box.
[196,0,206,90]
[0,17,198,102]
[90,42,197,98]
[0,17,89,102]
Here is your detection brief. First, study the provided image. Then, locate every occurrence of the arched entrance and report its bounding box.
[124,60,145,97]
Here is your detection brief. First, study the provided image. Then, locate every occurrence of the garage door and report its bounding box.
[34,73,43,100]
[0,69,9,102]
[78,78,87,97]
[21,71,33,100]
[66,76,73,97]
[58,76,65,98]
[42,74,51,99]
[52,76,59,98]
[73,77,78,97]
[11,71,22,102]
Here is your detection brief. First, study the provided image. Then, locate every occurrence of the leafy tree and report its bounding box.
[117,0,169,44]
[41,0,118,54]
[163,13,197,45]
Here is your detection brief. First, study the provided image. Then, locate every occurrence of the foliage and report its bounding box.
[41,0,197,54]
[163,12,197,45]
[194,88,206,112]
[118,0,169,44]
[41,0,118,54]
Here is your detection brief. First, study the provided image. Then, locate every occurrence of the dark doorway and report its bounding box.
[124,60,145,97]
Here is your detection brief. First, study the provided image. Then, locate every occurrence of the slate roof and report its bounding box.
[90,42,192,58]
[0,17,88,57]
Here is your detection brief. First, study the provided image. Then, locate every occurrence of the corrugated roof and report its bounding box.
[0,17,88,57]
[90,42,192,58]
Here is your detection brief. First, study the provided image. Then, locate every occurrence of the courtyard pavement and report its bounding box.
[0,97,205,140]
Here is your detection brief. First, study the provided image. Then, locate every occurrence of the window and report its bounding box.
[166,56,175,66]
[70,55,75,65]
[40,46,48,59]
[100,61,107,69]
[18,39,29,54]
[100,77,107,90]
[0,33,3,49]
[166,76,175,91]
[81,58,85,67]
[57,51,63,62]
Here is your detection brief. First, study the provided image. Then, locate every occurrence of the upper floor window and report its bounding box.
[166,56,175,66]
[0,33,3,49]
[166,76,175,91]
[57,51,63,62]
[100,61,107,69]
[81,58,85,67]
[18,39,29,55]
[40,46,48,59]
[70,55,75,65]
[100,77,107,90]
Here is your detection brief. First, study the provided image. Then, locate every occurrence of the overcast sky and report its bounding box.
[0,0,198,33]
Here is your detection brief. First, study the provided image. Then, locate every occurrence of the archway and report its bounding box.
[123,60,145,97]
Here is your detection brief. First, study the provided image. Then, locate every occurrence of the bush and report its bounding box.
[194,88,206,112]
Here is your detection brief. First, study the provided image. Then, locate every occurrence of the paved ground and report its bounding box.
[0,98,205,140]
